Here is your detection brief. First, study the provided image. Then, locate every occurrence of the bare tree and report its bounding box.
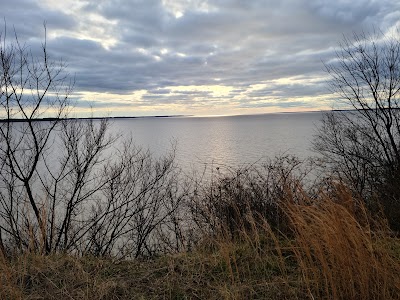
[0,25,73,253]
[0,25,189,256]
[313,30,400,230]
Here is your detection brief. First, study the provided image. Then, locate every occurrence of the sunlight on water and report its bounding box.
[109,112,323,170]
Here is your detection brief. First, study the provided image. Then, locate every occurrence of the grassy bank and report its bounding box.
[1,187,399,300]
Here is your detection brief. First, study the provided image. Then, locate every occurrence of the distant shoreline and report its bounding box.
[0,109,367,122]
[0,115,191,122]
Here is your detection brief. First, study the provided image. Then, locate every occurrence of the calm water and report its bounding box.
[111,111,324,169]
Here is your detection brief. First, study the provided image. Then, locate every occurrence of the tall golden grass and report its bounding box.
[285,184,400,300]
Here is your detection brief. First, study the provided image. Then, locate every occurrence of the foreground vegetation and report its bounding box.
[0,179,399,300]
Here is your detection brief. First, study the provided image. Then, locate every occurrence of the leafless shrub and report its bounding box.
[83,139,190,258]
[187,156,307,241]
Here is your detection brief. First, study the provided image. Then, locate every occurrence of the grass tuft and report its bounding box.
[285,184,400,300]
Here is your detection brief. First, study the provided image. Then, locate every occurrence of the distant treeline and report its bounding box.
[0,115,189,122]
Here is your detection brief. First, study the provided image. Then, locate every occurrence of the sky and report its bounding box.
[1,0,399,117]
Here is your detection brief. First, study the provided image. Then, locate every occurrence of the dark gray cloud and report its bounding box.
[246,80,328,99]
[240,101,311,109]
[0,0,75,40]
[0,0,398,115]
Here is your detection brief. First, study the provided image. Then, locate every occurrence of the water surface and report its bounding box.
[111,112,323,169]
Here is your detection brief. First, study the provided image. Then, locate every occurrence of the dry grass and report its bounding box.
[0,246,298,299]
[285,184,400,300]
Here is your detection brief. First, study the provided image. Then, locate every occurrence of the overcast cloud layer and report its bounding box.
[1,0,399,116]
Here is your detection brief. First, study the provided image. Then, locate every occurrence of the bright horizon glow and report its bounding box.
[68,78,334,117]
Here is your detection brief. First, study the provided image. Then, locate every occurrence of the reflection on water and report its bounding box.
[110,112,323,169]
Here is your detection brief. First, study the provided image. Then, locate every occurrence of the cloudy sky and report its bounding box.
[1,0,399,117]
